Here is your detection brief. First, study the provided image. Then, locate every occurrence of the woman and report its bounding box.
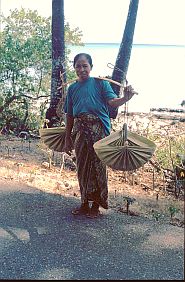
[64,53,135,218]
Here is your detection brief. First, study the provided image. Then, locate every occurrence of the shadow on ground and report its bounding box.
[0,180,184,280]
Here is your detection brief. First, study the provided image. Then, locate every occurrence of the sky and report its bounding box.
[1,0,185,45]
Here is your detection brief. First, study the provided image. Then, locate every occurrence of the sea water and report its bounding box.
[68,43,185,113]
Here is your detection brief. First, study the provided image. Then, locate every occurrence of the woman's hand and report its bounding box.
[63,136,73,156]
[123,85,137,103]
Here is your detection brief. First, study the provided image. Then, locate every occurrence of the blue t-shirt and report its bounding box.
[64,77,117,135]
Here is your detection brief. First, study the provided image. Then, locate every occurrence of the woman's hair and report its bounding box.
[73,53,93,68]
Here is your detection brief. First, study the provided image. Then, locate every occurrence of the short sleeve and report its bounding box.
[102,80,117,101]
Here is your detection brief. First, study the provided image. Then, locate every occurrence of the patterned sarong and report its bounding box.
[73,113,108,209]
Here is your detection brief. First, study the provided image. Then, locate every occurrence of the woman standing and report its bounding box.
[64,53,135,218]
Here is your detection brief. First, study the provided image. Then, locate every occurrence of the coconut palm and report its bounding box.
[111,0,139,96]
[46,0,66,126]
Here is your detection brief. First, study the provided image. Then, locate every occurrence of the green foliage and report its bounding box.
[168,206,180,218]
[65,21,83,46]
[0,8,83,132]
[155,134,185,169]
[151,210,162,221]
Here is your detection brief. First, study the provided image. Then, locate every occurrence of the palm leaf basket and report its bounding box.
[39,127,75,152]
[93,123,156,171]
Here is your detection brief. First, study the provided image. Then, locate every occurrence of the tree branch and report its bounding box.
[21,94,49,100]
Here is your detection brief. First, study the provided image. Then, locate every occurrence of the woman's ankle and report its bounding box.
[91,202,99,211]
[82,202,89,209]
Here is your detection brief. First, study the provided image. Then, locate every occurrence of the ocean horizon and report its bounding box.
[78,43,185,47]
[68,43,185,113]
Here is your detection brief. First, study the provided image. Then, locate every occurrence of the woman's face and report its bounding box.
[74,55,92,81]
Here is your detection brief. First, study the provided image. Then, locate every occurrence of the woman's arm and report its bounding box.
[64,114,74,155]
[108,85,136,108]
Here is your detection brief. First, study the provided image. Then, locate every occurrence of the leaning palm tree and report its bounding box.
[46,0,66,127]
[111,0,139,96]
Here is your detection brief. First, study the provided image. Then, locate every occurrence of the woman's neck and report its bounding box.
[78,76,90,82]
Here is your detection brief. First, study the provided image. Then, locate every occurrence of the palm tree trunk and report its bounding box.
[111,0,139,96]
[46,0,66,126]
